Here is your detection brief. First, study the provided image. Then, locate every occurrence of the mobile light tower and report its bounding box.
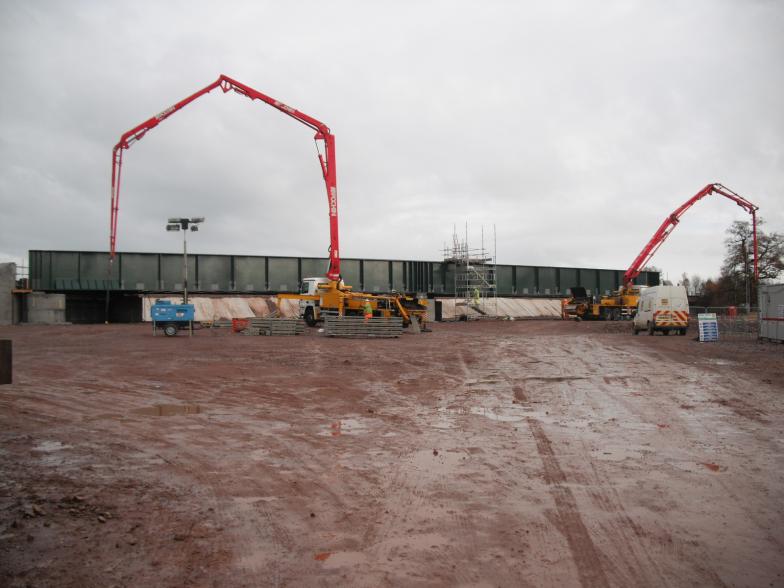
[166,217,204,303]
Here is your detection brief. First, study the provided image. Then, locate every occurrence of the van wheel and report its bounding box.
[303,307,317,327]
[647,322,654,336]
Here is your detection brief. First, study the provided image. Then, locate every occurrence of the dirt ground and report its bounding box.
[0,320,782,588]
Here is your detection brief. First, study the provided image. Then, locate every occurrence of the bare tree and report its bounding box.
[689,274,704,297]
[720,218,784,306]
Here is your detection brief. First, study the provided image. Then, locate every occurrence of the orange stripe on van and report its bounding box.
[653,310,688,326]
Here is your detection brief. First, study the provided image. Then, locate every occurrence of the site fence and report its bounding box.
[690,307,759,339]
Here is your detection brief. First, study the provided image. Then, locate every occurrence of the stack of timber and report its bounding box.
[242,317,305,336]
[324,316,404,338]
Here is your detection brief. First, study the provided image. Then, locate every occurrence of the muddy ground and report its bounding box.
[0,320,782,587]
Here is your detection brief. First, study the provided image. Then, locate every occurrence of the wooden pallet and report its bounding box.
[324,316,403,338]
[242,317,305,336]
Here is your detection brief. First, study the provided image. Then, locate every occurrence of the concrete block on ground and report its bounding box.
[0,263,15,326]
[27,293,66,324]
[0,339,11,385]
[426,299,436,322]
[437,297,562,320]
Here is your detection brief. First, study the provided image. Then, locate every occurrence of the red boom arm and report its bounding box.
[623,183,758,287]
[110,75,340,281]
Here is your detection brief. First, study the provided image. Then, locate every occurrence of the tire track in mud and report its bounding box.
[512,337,674,587]
[512,376,609,588]
[137,401,361,587]
[357,346,531,586]
[522,335,760,588]
[149,443,292,587]
[579,346,737,588]
[445,350,535,586]
[596,351,784,561]
[358,350,485,586]
[497,337,612,587]
[526,416,609,588]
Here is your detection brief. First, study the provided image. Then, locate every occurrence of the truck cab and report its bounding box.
[299,277,330,326]
[633,285,689,336]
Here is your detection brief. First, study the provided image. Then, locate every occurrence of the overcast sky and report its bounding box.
[1,0,782,283]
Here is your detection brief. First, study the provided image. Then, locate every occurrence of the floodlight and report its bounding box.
[165,215,203,304]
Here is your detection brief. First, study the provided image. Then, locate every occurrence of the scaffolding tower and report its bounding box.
[443,225,498,319]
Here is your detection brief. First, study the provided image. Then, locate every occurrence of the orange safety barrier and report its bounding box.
[231,318,249,332]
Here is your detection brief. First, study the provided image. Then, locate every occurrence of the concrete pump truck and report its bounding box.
[563,183,759,321]
[109,75,427,328]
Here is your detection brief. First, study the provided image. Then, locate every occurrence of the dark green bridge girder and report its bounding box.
[29,250,659,298]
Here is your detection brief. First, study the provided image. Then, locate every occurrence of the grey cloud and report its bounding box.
[1,0,782,282]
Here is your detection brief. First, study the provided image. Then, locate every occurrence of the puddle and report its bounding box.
[705,359,737,366]
[33,441,69,452]
[434,405,525,424]
[320,418,368,436]
[249,449,269,461]
[523,376,586,383]
[133,404,202,416]
[233,496,278,505]
[594,446,647,462]
[469,406,524,422]
[432,407,460,430]
[32,440,72,467]
[431,417,454,430]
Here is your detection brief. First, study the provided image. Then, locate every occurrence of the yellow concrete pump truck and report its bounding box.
[107,74,427,330]
[562,183,760,321]
[279,277,427,328]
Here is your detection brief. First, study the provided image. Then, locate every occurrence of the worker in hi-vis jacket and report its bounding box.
[363,299,373,322]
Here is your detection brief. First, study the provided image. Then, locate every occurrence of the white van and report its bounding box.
[632,285,689,336]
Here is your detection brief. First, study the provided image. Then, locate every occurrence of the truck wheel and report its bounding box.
[679,328,687,336]
[663,329,670,336]
[632,326,639,335]
[303,307,317,327]
[163,324,178,337]
[648,322,654,336]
